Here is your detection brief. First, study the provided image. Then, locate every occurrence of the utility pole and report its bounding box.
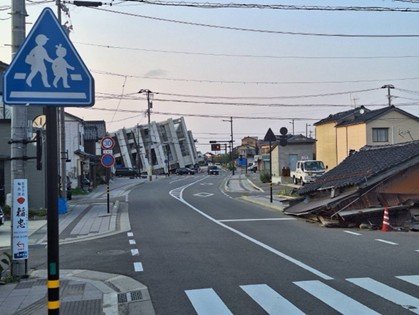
[290,119,295,135]
[305,123,311,138]
[10,0,27,278]
[381,84,394,107]
[139,89,153,181]
[222,117,234,175]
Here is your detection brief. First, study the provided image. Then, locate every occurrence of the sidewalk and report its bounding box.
[225,169,297,212]
[0,178,155,314]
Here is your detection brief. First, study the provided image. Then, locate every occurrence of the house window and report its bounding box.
[372,128,389,142]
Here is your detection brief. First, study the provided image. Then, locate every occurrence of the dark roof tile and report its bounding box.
[299,140,419,194]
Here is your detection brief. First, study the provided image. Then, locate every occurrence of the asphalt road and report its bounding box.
[126,173,419,314]
[26,173,418,314]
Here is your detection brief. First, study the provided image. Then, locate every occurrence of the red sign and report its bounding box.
[101,136,115,150]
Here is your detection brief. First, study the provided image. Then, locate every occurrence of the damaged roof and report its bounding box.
[299,140,419,195]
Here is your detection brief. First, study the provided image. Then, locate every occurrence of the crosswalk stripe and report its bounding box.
[347,277,419,314]
[294,280,379,315]
[241,284,304,315]
[397,275,419,287]
[185,288,232,315]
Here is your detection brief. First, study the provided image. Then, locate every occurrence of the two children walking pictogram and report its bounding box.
[25,34,75,88]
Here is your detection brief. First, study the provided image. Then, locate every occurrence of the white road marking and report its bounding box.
[170,178,333,280]
[131,249,139,256]
[70,74,82,80]
[127,232,134,237]
[241,284,304,315]
[10,91,86,98]
[14,73,26,79]
[193,192,214,197]
[344,230,362,236]
[416,250,419,253]
[219,218,296,222]
[129,239,136,245]
[375,239,398,245]
[133,262,143,272]
[185,288,232,315]
[397,275,419,287]
[295,280,379,315]
[347,277,419,314]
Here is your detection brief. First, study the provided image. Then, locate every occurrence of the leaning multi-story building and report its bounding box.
[111,117,197,174]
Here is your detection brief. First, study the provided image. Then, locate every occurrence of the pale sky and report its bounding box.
[2,0,419,152]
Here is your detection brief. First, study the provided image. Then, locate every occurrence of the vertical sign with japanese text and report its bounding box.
[12,179,29,260]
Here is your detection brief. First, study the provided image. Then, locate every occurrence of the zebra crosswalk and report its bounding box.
[185,275,419,314]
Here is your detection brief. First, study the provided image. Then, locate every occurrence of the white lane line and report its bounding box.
[344,230,362,236]
[219,218,296,222]
[133,262,143,272]
[129,239,136,245]
[131,249,139,256]
[375,239,398,245]
[295,280,379,315]
[241,284,304,315]
[127,232,134,237]
[416,250,419,253]
[185,288,232,315]
[170,178,333,280]
[347,277,419,314]
[397,275,419,287]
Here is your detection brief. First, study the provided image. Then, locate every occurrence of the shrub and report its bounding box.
[259,171,271,183]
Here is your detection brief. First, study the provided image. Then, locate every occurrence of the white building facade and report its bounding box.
[111,117,197,174]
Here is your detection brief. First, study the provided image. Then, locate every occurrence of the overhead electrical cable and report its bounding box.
[92,69,419,85]
[91,7,419,38]
[90,107,321,120]
[130,0,419,13]
[76,42,419,60]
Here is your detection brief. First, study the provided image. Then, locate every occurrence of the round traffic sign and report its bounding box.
[101,154,115,168]
[101,136,115,150]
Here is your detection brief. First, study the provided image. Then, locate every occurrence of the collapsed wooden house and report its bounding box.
[284,141,419,230]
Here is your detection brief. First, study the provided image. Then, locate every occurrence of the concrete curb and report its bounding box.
[245,178,264,192]
[241,196,285,212]
[30,269,155,315]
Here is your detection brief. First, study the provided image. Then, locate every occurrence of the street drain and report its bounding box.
[117,290,144,303]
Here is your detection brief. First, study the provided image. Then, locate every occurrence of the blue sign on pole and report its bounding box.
[3,8,94,106]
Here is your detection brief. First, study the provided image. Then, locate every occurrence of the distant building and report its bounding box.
[111,117,197,174]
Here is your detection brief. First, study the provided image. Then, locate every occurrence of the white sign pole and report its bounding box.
[12,179,29,260]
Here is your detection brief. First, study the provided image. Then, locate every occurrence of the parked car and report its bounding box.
[0,206,4,226]
[208,165,219,175]
[176,168,195,175]
[115,167,139,177]
[291,160,326,185]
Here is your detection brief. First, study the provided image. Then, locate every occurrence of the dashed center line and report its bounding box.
[131,249,139,256]
[134,262,143,272]
[129,239,136,245]
[375,239,398,245]
[344,230,362,236]
[127,232,134,237]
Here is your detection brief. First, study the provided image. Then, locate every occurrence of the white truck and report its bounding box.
[291,160,326,185]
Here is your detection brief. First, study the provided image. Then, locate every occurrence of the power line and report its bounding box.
[76,41,419,60]
[129,0,419,13]
[90,107,334,120]
[91,7,419,38]
[92,69,419,85]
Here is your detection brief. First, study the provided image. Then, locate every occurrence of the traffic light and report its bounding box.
[279,127,288,147]
[211,143,221,151]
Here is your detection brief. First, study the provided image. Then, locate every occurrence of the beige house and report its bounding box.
[315,106,419,170]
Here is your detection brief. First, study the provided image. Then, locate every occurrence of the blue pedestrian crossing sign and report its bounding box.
[3,7,94,106]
